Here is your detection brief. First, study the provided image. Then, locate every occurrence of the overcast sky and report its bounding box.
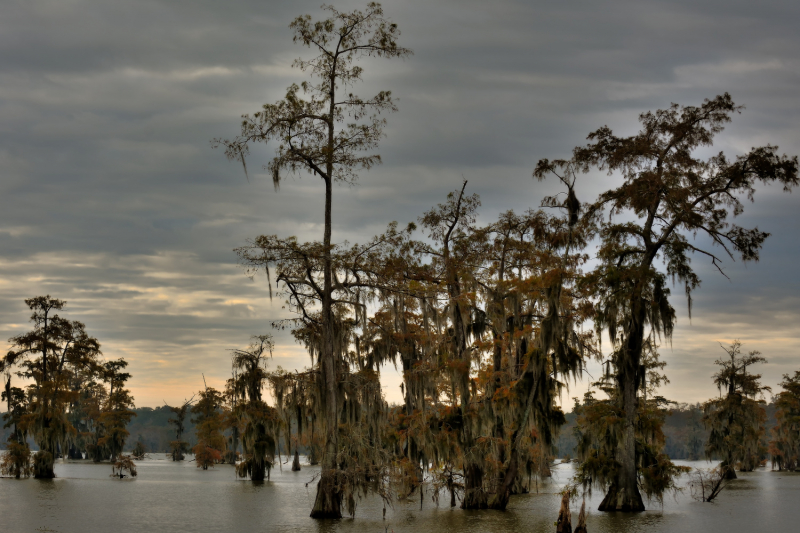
[1,0,799,408]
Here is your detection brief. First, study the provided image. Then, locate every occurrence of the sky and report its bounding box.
[1,0,799,408]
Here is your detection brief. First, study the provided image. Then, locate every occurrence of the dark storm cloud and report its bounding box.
[1,0,799,405]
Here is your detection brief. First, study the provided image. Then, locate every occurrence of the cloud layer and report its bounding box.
[1,0,799,406]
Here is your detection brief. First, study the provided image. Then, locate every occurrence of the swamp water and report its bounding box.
[1,458,798,532]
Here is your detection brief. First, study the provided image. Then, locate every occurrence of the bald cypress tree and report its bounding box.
[218,3,409,518]
[231,336,281,481]
[703,341,770,478]
[537,94,798,511]
[770,371,800,471]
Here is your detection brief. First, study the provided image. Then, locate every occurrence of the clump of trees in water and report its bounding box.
[211,12,797,522]
[769,371,800,470]
[1,296,136,478]
[229,337,282,481]
[167,397,194,461]
[131,439,146,460]
[213,2,798,519]
[191,387,226,469]
[702,341,770,478]
[111,454,137,478]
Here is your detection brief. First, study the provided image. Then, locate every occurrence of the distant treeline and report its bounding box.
[2,402,777,460]
[125,406,198,453]
[555,402,778,460]
[0,406,198,454]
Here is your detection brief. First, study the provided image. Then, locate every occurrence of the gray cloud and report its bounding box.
[1,0,799,406]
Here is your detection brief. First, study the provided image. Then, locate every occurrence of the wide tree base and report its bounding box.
[310,471,342,519]
[721,463,737,480]
[33,451,55,479]
[461,463,488,510]
[556,492,572,533]
[598,484,645,512]
[292,450,301,472]
[486,492,508,510]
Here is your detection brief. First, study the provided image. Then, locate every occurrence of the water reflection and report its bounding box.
[1,458,798,533]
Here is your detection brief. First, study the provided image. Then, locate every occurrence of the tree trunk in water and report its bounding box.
[67,445,82,460]
[33,450,55,479]
[488,447,519,510]
[310,174,342,519]
[448,471,456,507]
[292,449,301,471]
[556,492,572,533]
[227,427,239,464]
[598,372,644,512]
[250,461,266,481]
[599,293,647,513]
[311,468,342,518]
[461,463,488,509]
[574,500,587,533]
[721,461,737,479]
[310,351,341,517]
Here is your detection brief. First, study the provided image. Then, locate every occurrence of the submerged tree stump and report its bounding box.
[574,500,587,533]
[597,482,645,512]
[556,492,572,533]
[292,449,301,471]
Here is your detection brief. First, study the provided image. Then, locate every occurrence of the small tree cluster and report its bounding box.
[191,387,226,469]
[111,454,137,478]
[769,371,800,471]
[1,296,135,478]
[703,341,770,478]
[167,398,194,461]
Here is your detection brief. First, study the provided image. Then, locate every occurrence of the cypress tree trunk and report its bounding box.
[33,450,55,479]
[598,384,644,511]
[250,463,266,481]
[67,445,82,460]
[227,426,239,464]
[310,156,342,519]
[574,501,588,533]
[720,461,737,479]
[311,469,342,518]
[557,492,573,533]
[292,449,301,471]
[487,449,518,510]
[447,471,456,507]
[461,463,488,509]
[309,340,341,517]
[599,299,646,512]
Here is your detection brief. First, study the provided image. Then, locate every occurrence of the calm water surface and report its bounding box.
[1,457,798,532]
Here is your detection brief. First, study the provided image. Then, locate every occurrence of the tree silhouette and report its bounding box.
[217,3,410,518]
[537,93,798,511]
[704,340,770,478]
